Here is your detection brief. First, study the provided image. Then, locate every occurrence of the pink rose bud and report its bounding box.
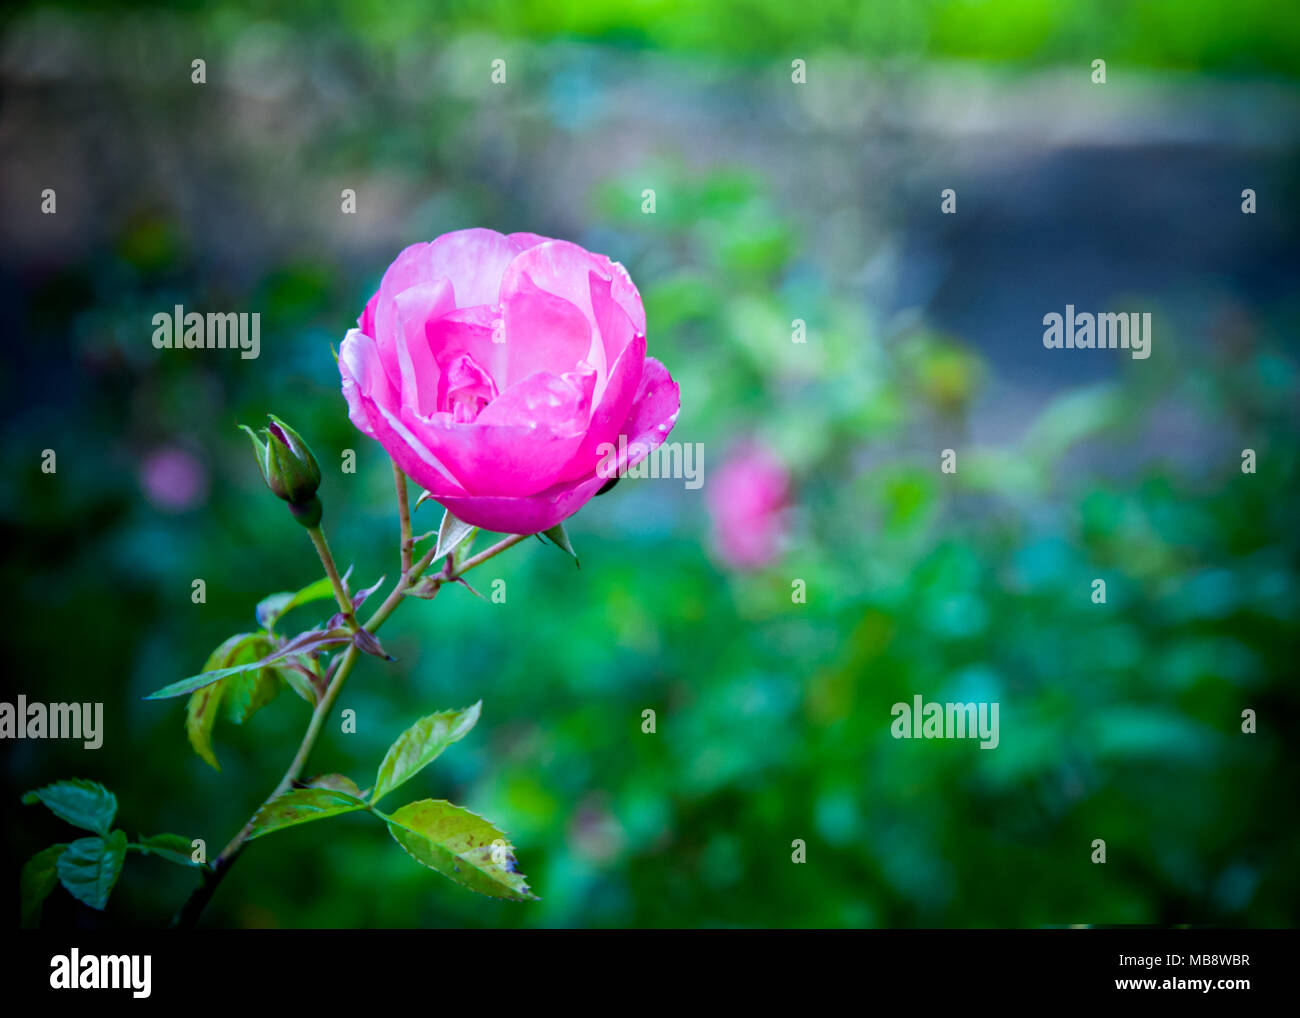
[239,415,323,527]
[707,442,791,571]
[339,229,680,534]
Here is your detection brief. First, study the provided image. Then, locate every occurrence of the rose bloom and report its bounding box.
[340,229,680,533]
[706,443,791,570]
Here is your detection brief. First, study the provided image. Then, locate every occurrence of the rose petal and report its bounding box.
[431,305,509,399]
[393,279,456,417]
[403,409,589,498]
[340,330,466,496]
[500,271,592,388]
[477,364,596,434]
[434,356,680,533]
[556,330,645,484]
[424,228,525,308]
[507,232,552,252]
[498,240,638,383]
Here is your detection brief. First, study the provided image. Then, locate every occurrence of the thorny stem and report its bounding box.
[173,493,532,928]
[174,643,361,928]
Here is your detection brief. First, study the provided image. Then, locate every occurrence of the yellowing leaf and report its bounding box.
[249,788,367,840]
[385,799,535,901]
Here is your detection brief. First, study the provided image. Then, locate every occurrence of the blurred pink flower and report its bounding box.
[140,445,209,512]
[707,442,791,570]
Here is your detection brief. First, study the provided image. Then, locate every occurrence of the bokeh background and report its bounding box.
[3,0,1299,928]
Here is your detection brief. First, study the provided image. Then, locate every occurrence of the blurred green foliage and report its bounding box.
[10,0,1298,74]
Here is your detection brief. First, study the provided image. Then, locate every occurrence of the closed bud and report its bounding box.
[239,415,323,524]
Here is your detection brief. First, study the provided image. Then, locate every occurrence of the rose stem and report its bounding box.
[173,500,532,926]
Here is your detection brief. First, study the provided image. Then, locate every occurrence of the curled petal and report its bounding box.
[500,270,593,388]
[434,356,680,532]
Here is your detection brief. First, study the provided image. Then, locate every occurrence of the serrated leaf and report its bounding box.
[435,509,476,563]
[22,779,117,835]
[135,833,200,867]
[21,844,67,928]
[248,788,367,840]
[385,800,535,900]
[541,522,579,566]
[303,774,365,797]
[57,831,127,910]
[256,576,338,632]
[371,702,481,804]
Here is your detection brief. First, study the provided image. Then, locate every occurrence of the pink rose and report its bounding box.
[339,229,680,533]
[707,443,791,570]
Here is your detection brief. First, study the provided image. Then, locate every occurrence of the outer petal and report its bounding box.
[498,240,639,384]
[507,232,552,252]
[358,291,379,335]
[436,472,611,534]
[601,356,681,474]
[372,241,433,382]
[500,272,592,389]
[372,230,519,359]
[393,279,456,417]
[434,356,680,533]
[339,328,466,496]
[339,329,392,439]
[401,366,594,498]
[556,330,644,484]
[423,228,526,308]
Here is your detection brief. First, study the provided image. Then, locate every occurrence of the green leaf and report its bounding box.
[275,663,319,705]
[56,831,127,911]
[435,509,476,563]
[220,667,281,725]
[183,632,281,770]
[256,576,338,633]
[371,702,481,804]
[22,779,117,835]
[134,833,200,867]
[385,799,535,901]
[304,774,365,797]
[540,522,579,566]
[20,844,67,928]
[248,788,367,840]
[149,661,260,700]
[186,682,224,771]
[146,629,348,700]
[202,632,268,674]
